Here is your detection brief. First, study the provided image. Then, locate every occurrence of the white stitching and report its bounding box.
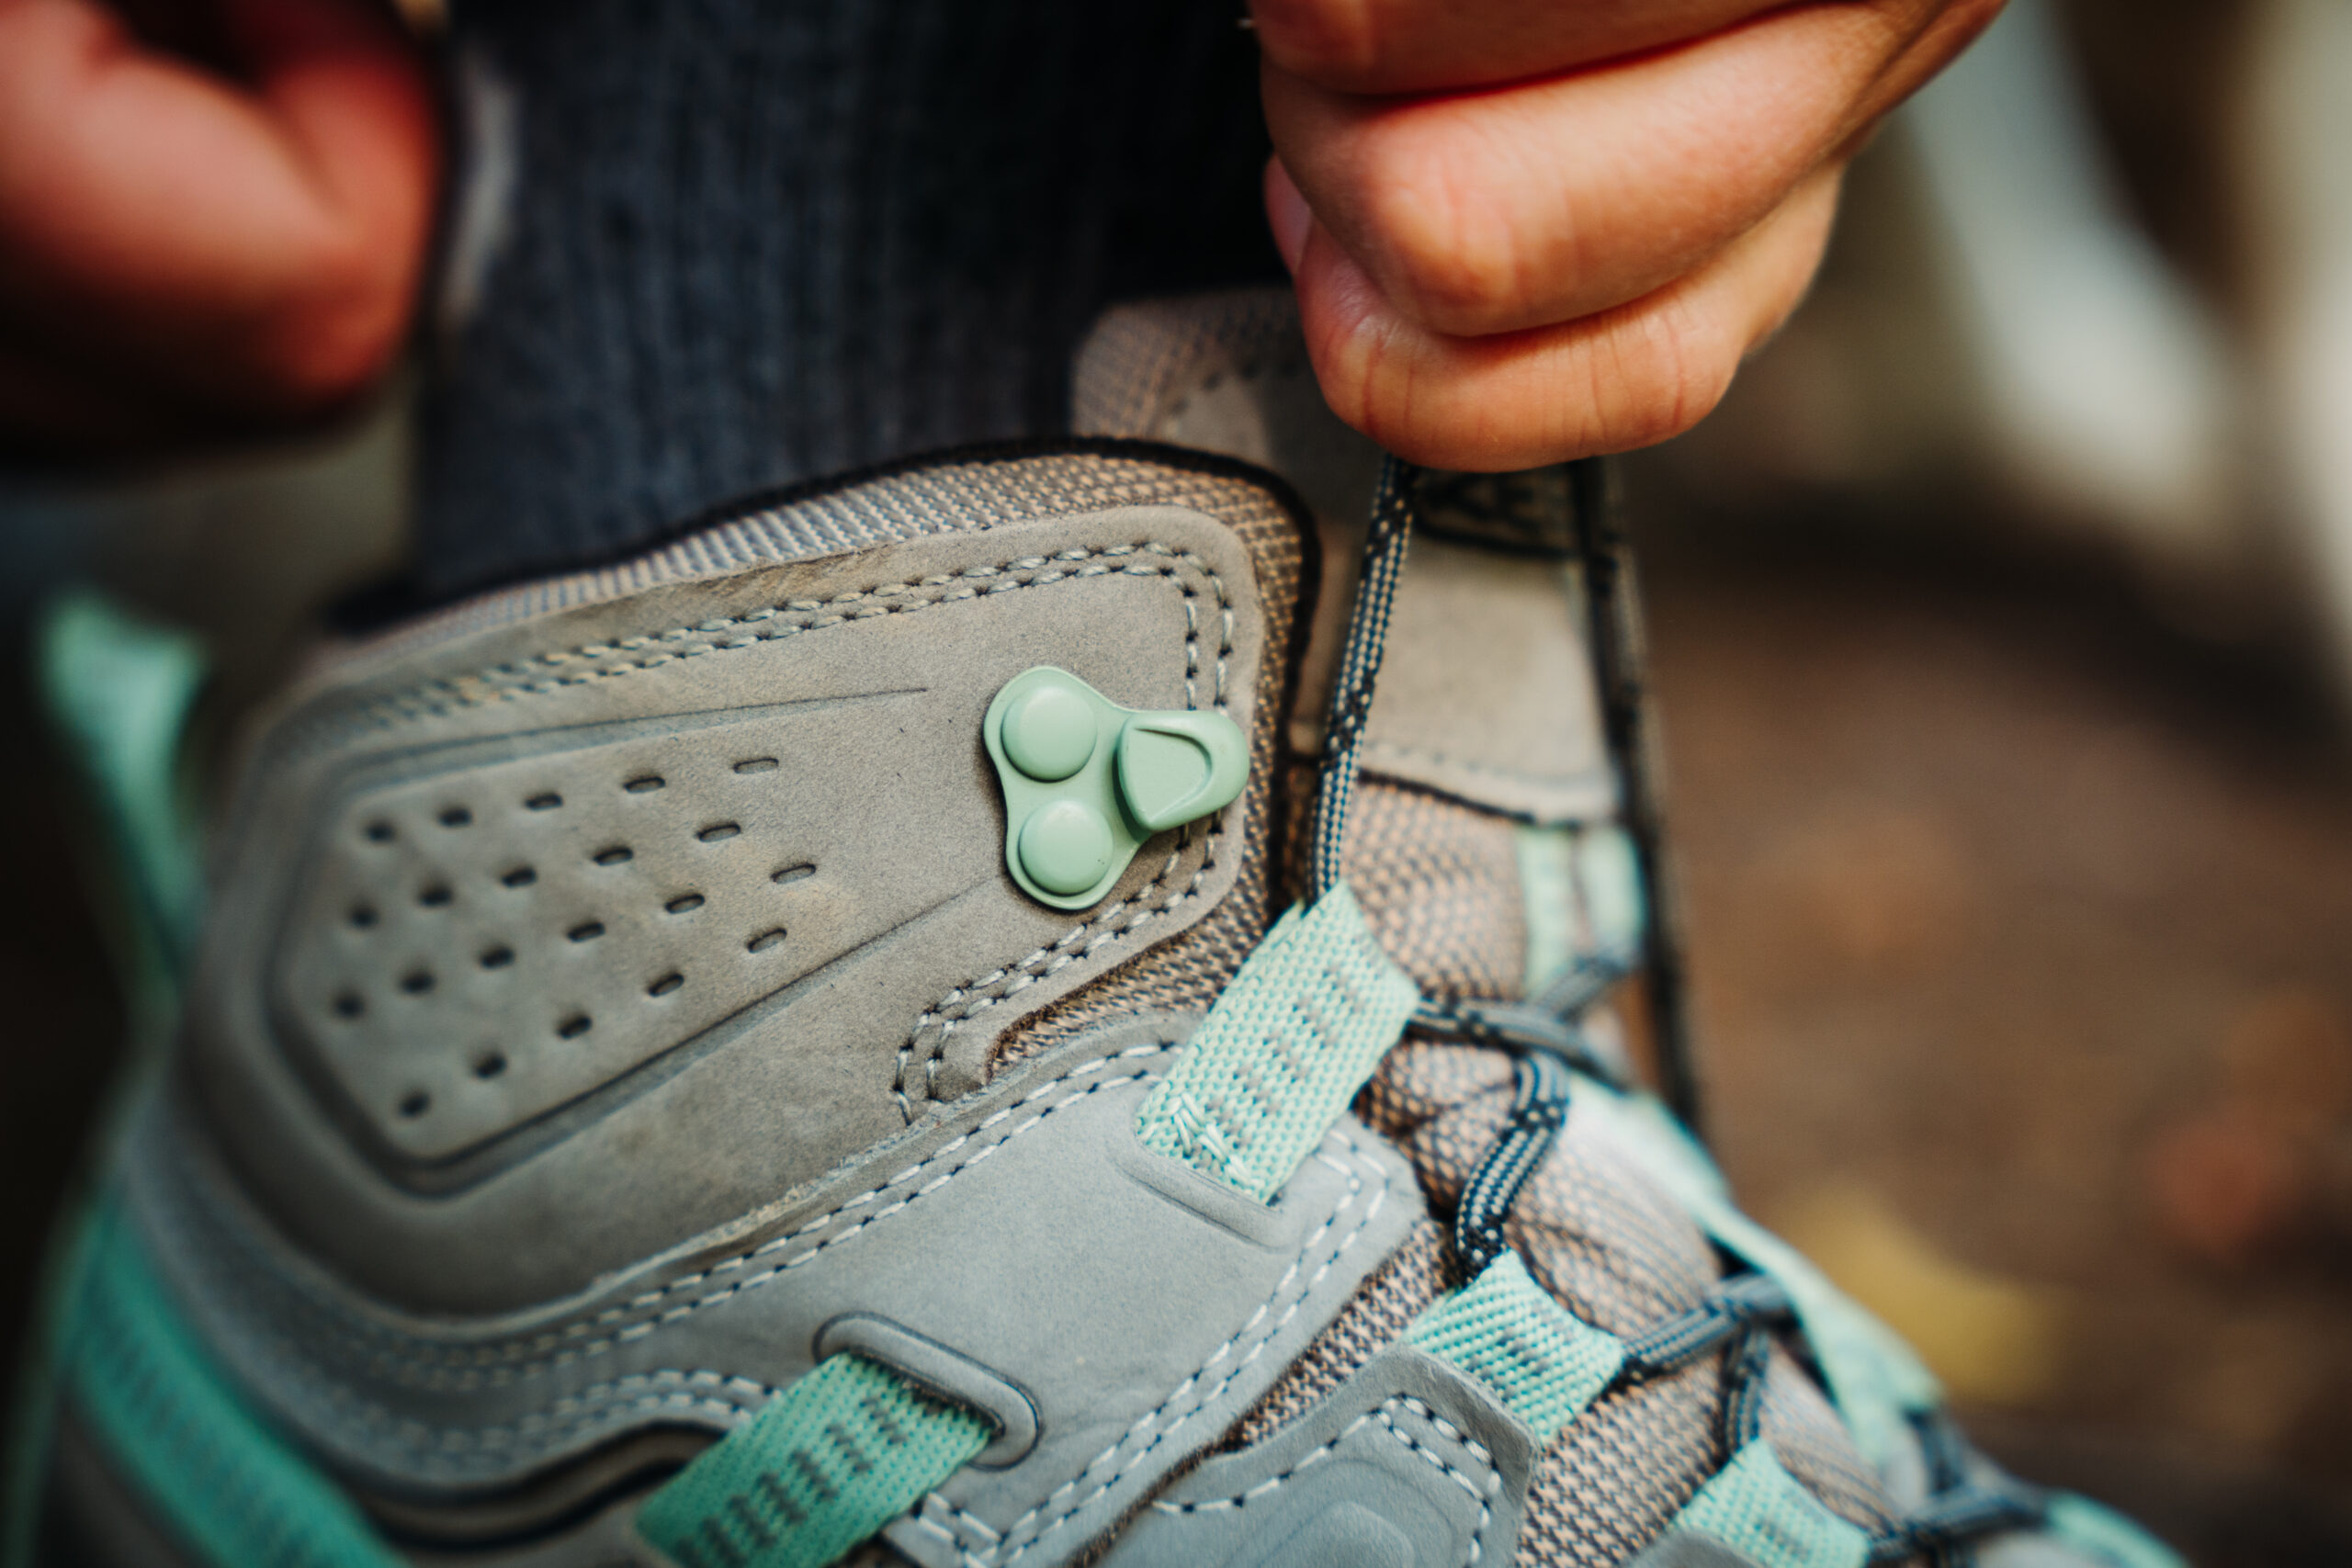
[978,1126,1393,1566]
[1143,1395,1499,1566]
[169,1045,1178,1397]
[351,545,1227,733]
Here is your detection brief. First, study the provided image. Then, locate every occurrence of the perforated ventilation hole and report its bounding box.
[399,1090,429,1118]
[479,945,514,969]
[557,1014,593,1039]
[747,929,787,954]
[526,793,562,811]
[665,894,705,915]
[647,973,684,998]
[593,846,634,866]
[624,775,666,794]
[348,904,378,929]
[333,991,365,1020]
[418,884,454,908]
[697,823,741,843]
[733,757,778,774]
[501,866,537,888]
[568,922,605,943]
[772,863,815,886]
[401,970,435,995]
[439,807,473,829]
[365,821,395,843]
[473,1053,507,1080]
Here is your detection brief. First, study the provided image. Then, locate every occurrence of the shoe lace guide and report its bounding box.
[1313,457,2050,1565]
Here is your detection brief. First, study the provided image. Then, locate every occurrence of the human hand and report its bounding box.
[0,0,438,451]
[1254,0,2003,469]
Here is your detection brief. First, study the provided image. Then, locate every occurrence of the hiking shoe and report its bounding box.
[20,292,2180,1568]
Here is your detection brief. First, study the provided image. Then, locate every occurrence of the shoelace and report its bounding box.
[1318,457,2051,1566]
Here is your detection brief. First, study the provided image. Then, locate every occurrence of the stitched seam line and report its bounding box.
[971,1127,1395,1567]
[1144,1396,1494,1514]
[162,1047,1178,1396]
[343,546,1228,737]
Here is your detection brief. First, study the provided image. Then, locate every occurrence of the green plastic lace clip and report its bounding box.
[983,667,1248,910]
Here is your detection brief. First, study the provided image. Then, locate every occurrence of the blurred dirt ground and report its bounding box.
[6,473,2352,1562]
[1630,512,2352,1566]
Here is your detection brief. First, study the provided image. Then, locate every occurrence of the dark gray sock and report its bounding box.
[414,0,1281,597]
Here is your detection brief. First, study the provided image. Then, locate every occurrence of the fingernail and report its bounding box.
[1263,158,1311,275]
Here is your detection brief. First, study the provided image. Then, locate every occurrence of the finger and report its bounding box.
[1284,159,1845,470]
[1252,0,1798,96]
[0,0,437,421]
[1265,0,1998,337]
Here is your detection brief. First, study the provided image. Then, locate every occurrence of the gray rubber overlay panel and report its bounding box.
[1094,1347,1534,1568]
[125,1019,1424,1566]
[182,504,1268,1308]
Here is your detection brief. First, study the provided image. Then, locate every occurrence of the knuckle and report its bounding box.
[1592,299,1741,450]
[1355,143,1547,334]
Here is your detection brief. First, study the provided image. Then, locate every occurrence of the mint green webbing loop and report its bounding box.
[1404,1252,1625,1445]
[1668,1439,1871,1568]
[1133,883,1418,1201]
[637,1355,991,1568]
[59,1202,403,1568]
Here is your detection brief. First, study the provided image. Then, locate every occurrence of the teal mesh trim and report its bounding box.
[35,591,207,990]
[2041,1493,2188,1568]
[1571,1080,1938,1468]
[1134,883,1419,1201]
[637,1354,990,1568]
[1668,1438,1871,1568]
[6,595,208,1568]
[60,1201,402,1568]
[1404,1253,1626,1445]
[1515,823,1645,998]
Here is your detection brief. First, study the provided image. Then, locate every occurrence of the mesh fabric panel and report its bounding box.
[1344,781,1528,1001]
[1365,1042,1719,1337]
[1325,1034,1903,1566]
[1404,1253,1625,1444]
[636,1355,989,1568]
[1522,1363,1725,1568]
[1762,1348,1902,1535]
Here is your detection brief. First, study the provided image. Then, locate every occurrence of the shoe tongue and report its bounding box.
[1075,291,1644,1013]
